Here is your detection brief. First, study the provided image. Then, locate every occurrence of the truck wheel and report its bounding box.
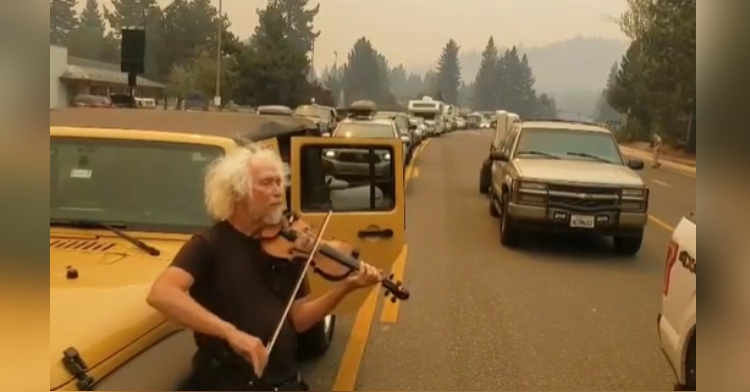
[479,161,491,194]
[499,194,520,247]
[613,231,644,256]
[296,315,336,360]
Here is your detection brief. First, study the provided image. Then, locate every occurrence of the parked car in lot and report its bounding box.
[486,119,649,255]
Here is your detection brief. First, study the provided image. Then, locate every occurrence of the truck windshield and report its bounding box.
[515,129,624,164]
[50,137,224,233]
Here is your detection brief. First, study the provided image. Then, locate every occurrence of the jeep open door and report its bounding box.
[290,137,406,315]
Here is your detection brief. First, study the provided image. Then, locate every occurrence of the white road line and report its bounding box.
[652,179,670,187]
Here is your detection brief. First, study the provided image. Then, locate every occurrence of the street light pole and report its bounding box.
[214,0,223,109]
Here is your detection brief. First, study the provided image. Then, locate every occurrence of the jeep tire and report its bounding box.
[499,193,520,247]
[613,230,644,256]
[296,315,336,360]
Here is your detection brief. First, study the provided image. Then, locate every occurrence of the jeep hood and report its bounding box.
[514,159,644,187]
[49,239,179,390]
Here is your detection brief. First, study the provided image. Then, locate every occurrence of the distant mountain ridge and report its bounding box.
[408,36,630,118]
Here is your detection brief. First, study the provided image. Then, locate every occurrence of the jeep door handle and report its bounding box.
[357,228,394,239]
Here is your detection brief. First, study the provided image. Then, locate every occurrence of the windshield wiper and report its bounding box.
[50,219,161,256]
[567,152,617,164]
[516,150,561,159]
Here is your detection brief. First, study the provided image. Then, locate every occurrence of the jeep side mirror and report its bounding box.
[627,159,645,170]
[490,151,509,162]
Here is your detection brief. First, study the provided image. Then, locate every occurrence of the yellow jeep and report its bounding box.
[50,108,406,390]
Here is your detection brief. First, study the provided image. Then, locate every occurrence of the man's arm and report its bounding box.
[289,282,353,333]
[146,235,237,340]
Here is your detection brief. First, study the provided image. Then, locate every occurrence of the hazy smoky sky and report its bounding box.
[91,0,630,70]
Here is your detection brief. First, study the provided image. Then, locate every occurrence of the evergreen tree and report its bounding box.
[435,39,461,105]
[341,37,394,107]
[234,3,309,106]
[270,0,320,56]
[473,37,499,110]
[50,0,78,45]
[517,53,539,116]
[594,62,623,125]
[68,0,118,61]
[610,0,696,150]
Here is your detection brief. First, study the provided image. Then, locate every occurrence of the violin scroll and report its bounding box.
[382,274,410,303]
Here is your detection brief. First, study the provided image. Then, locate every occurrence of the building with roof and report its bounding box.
[50,45,166,109]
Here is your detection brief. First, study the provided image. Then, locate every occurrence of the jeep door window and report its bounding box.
[50,137,223,233]
[514,129,624,163]
[333,123,397,139]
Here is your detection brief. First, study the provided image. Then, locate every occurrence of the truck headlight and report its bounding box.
[622,188,648,199]
[518,182,547,191]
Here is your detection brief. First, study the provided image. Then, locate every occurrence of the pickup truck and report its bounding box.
[658,212,696,391]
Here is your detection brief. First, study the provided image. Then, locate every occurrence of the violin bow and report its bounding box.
[265,210,334,355]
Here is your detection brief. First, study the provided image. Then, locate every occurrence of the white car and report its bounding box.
[658,212,696,390]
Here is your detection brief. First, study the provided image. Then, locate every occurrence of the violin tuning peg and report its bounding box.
[384,291,390,298]
[389,273,394,280]
[390,297,397,304]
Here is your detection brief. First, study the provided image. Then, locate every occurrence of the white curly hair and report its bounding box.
[203,144,285,221]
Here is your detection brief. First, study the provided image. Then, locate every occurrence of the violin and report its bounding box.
[259,211,410,302]
[258,210,409,360]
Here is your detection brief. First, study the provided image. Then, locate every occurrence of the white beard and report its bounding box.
[263,207,285,225]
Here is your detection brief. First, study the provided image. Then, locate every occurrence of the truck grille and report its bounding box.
[547,185,620,212]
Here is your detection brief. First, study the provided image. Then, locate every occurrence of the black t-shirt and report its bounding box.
[170,221,311,381]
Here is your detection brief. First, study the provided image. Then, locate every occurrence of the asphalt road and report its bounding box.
[301,129,697,391]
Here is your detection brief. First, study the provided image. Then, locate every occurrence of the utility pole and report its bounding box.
[214,0,223,109]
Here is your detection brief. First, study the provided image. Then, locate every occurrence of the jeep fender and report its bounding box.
[94,329,196,391]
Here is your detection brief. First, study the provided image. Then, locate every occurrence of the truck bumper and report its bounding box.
[507,202,647,235]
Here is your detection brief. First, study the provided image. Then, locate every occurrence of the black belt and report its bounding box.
[193,351,307,391]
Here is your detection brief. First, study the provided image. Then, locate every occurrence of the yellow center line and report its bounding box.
[331,287,379,391]
[649,215,675,232]
[379,245,409,324]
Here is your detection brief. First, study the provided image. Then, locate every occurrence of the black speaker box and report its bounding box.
[121,29,146,74]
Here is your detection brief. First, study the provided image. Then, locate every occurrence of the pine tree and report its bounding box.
[270,0,321,56]
[68,0,118,61]
[473,37,499,110]
[435,39,461,105]
[517,53,539,117]
[50,0,78,45]
[594,62,622,124]
[234,2,310,106]
[341,37,391,105]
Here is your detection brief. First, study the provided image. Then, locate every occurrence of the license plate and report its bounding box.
[570,215,595,228]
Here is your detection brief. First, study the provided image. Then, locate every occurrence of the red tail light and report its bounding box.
[663,241,679,295]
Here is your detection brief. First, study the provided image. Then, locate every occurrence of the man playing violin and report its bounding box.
[147,145,382,391]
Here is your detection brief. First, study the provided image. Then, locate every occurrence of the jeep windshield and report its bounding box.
[50,137,223,233]
[333,123,396,139]
[515,128,625,164]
